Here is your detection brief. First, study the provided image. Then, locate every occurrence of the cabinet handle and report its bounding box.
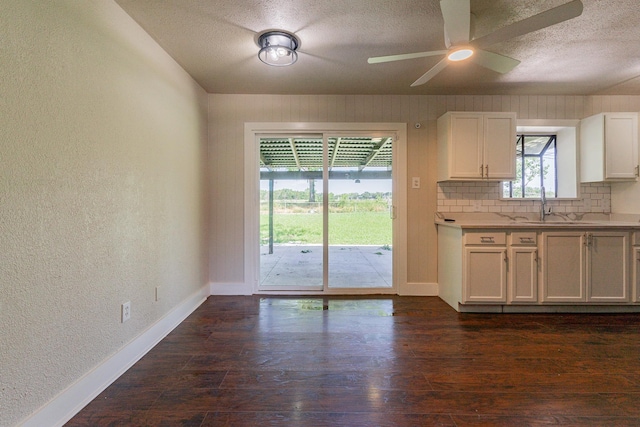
[520,237,534,244]
[582,233,594,247]
[636,165,639,177]
[480,237,495,243]
[480,165,484,178]
[485,165,489,177]
[534,250,538,263]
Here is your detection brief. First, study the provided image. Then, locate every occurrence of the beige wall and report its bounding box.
[0,2,209,425]
[209,94,640,289]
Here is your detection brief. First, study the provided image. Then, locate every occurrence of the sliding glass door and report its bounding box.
[258,133,394,292]
[259,135,324,290]
[327,136,393,288]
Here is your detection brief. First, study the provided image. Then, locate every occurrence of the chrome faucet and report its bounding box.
[540,186,550,221]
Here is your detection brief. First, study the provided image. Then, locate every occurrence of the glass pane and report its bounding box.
[328,136,393,289]
[523,136,551,155]
[523,157,542,198]
[511,156,524,198]
[259,137,323,288]
[502,181,511,198]
[542,143,556,197]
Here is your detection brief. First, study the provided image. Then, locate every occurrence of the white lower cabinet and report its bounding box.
[586,232,629,302]
[632,232,640,303]
[463,247,507,302]
[541,231,629,303]
[634,247,640,303]
[462,232,507,303]
[541,232,586,302]
[508,232,538,303]
[437,225,637,312]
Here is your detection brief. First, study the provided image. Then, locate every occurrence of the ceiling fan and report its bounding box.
[368,0,584,86]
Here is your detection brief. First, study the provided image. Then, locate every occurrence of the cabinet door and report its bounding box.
[509,247,538,303]
[463,247,507,302]
[605,114,639,180]
[581,113,639,182]
[541,232,586,302]
[483,114,516,180]
[634,247,640,303]
[449,114,484,179]
[586,232,629,302]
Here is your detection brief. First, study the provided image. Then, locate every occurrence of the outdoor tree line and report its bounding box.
[260,188,390,202]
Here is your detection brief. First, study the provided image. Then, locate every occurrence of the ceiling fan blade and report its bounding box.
[471,0,583,49]
[440,0,471,48]
[367,50,448,64]
[411,57,449,87]
[471,49,520,74]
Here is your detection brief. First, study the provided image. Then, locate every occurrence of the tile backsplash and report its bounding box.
[437,182,610,214]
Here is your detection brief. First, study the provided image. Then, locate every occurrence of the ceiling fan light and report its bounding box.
[447,48,474,61]
[257,30,299,66]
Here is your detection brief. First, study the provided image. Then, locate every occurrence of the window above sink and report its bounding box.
[503,134,557,199]
[502,120,579,200]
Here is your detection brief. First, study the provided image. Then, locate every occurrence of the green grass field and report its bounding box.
[260,212,391,245]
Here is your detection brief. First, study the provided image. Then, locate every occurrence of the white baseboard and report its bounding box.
[20,285,209,427]
[398,282,439,296]
[210,281,253,295]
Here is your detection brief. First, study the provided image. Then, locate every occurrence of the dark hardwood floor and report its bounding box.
[66,296,640,426]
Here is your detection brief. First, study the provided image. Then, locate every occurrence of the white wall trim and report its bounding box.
[210,281,253,295]
[19,285,209,427]
[399,282,439,296]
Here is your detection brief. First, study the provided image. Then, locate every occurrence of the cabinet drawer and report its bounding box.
[464,232,506,245]
[510,232,537,246]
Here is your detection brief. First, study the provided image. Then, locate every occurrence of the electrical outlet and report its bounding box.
[155,286,160,302]
[121,301,131,323]
[411,177,420,189]
[472,200,482,212]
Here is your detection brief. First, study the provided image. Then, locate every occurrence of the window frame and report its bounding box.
[504,134,558,199]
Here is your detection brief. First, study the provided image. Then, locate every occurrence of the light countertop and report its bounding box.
[435,213,640,229]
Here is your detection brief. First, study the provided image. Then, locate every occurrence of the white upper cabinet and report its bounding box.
[580,112,639,182]
[438,112,517,181]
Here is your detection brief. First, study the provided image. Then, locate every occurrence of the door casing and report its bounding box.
[244,122,407,295]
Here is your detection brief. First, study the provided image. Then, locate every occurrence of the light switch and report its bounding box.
[412,177,420,189]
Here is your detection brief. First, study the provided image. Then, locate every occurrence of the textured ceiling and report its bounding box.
[115,0,640,95]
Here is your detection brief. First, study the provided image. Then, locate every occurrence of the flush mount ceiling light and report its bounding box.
[257,30,299,66]
[447,46,474,61]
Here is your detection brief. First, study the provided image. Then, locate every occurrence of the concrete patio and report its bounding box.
[260,244,392,289]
